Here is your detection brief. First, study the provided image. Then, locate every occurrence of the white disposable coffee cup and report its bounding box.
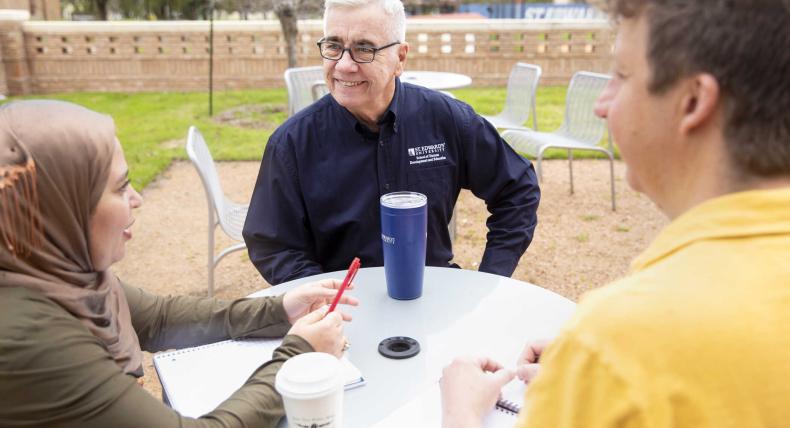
[275,352,344,428]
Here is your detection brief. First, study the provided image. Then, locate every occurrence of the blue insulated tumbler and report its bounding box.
[380,192,427,300]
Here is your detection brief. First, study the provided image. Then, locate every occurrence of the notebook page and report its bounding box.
[372,382,442,427]
[373,377,525,428]
[154,338,364,418]
[483,378,526,426]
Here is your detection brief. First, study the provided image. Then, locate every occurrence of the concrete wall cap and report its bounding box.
[405,18,609,31]
[23,20,296,33]
[20,18,609,33]
[0,9,30,21]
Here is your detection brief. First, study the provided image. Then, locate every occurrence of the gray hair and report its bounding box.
[323,0,406,43]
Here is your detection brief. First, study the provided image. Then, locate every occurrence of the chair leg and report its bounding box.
[606,131,616,211]
[568,149,575,195]
[608,152,616,211]
[537,147,547,182]
[207,206,215,298]
[449,208,457,244]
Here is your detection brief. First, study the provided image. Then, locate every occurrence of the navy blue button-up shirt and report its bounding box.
[243,79,540,285]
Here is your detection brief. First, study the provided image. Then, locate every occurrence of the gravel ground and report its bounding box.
[113,159,668,399]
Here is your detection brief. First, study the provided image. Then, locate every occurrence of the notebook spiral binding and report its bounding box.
[158,338,256,360]
[495,398,521,415]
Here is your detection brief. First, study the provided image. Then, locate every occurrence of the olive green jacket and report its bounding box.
[0,283,313,427]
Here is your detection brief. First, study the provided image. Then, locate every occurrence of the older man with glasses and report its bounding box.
[243,0,540,286]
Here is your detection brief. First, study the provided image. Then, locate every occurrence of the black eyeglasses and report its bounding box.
[317,40,401,64]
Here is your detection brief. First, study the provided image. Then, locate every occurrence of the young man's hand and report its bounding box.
[440,357,515,428]
[515,339,551,383]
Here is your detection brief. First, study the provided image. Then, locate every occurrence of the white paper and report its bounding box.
[373,377,526,428]
[154,338,364,418]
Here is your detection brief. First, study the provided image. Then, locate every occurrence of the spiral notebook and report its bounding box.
[153,338,365,418]
[372,377,526,427]
[485,379,527,425]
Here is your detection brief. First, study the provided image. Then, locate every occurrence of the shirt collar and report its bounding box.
[328,94,359,129]
[328,77,403,135]
[388,77,402,133]
[631,187,790,273]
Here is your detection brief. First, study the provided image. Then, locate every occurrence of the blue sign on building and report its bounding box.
[458,3,606,20]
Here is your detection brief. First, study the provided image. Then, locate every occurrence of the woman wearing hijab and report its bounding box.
[0,100,358,427]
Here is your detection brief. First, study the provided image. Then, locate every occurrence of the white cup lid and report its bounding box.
[275,352,342,400]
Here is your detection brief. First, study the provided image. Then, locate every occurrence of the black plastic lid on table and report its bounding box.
[378,336,420,359]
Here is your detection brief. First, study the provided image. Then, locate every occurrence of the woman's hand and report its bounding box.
[288,309,348,357]
[515,339,551,383]
[282,279,359,325]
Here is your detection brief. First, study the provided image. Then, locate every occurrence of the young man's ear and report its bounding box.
[678,73,720,136]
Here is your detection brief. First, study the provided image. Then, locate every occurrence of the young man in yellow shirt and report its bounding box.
[440,0,790,426]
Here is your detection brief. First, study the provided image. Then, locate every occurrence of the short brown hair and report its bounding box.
[600,0,790,178]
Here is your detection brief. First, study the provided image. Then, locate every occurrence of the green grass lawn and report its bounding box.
[2,86,614,189]
[453,86,567,130]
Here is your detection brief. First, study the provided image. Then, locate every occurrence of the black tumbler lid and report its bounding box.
[378,336,420,359]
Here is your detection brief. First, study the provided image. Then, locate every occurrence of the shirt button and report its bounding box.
[384,183,390,190]
[379,140,384,147]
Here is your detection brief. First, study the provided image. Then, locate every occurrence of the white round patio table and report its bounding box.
[252,266,575,428]
[400,71,473,90]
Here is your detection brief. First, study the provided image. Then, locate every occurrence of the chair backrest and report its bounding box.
[311,80,329,101]
[558,71,611,145]
[284,66,325,116]
[500,63,542,127]
[186,126,226,215]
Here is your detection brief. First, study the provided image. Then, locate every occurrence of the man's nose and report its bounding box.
[594,80,615,119]
[335,49,359,72]
[130,186,143,208]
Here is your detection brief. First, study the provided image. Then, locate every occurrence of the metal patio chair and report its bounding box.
[502,71,616,210]
[482,63,542,130]
[311,80,329,101]
[284,66,325,116]
[186,126,249,296]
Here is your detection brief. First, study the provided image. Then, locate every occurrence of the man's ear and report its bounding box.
[395,43,409,77]
[679,73,720,136]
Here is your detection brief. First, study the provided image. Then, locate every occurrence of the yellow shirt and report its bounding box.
[518,188,790,428]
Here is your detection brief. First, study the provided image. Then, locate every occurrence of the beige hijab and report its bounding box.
[0,100,143,376]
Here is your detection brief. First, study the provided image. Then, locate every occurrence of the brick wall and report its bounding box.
[402,20,613,86]
[0,0,61,20]
[0,44,6,95]
[0,0,28,10]
[0,17,613,96]
[0,10,32,95]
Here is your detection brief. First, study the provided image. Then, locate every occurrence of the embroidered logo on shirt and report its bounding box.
[408,142,447,166]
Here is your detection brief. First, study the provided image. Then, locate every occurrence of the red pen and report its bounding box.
[327,257,360,314]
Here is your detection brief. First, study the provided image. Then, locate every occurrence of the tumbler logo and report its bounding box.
[381,233,396,245]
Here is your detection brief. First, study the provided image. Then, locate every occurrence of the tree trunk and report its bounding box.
[96,0,109,19]
[275,4,299,68]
